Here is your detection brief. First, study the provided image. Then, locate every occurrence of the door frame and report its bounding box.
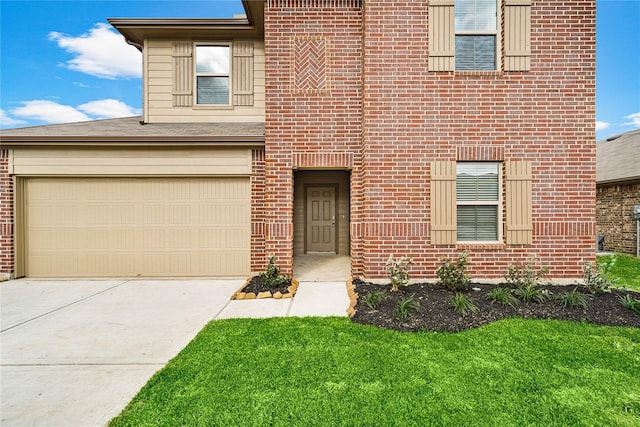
[304,184,339,254]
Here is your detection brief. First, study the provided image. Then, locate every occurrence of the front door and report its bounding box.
[306,186,336,252]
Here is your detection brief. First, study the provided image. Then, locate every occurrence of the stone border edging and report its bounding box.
[231,277,300,300]
[346,278,358,317]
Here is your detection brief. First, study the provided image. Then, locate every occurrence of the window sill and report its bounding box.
[193,105,234,110]
[456,242,506,250]
[454,70,503,77]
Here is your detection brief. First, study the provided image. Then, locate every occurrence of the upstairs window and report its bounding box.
[195,45,230,105]
[455,0,497,70]
[456,163,501,241]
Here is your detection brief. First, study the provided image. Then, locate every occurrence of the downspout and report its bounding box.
[124,39,146,125]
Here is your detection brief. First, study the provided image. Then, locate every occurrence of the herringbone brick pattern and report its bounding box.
[293,38,327,93]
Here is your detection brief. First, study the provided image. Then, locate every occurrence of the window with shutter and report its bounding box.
[429,0,531,72]
[456,163,501,241]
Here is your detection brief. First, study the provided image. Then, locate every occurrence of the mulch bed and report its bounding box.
[231,276,299,300]
[350,280,640,332]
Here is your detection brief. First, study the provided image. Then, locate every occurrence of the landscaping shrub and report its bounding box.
[258,256,289,288]
[436,252,471,291]
[385,256,413,292]
[582,259,616,294]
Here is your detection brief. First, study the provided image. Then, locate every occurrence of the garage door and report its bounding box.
[25,178,250,277]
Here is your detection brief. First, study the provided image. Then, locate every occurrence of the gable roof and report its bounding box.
[0,116,265,147]
[596,129,640,185]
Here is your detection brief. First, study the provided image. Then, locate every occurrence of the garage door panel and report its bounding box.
[26,178,250,277]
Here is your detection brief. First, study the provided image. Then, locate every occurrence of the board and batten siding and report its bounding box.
[10,148,252,176]
[145,39,265,123]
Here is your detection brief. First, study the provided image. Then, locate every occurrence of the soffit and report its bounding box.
[108,0,264,45]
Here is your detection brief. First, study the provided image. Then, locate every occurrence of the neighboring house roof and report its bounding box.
[596,129,640,185]
[0,116,265,147]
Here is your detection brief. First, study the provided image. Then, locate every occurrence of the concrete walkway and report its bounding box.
[0,279,350,427]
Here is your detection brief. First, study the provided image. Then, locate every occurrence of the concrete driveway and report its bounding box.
[0,278,244,427]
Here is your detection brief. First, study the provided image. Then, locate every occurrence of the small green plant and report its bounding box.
[512,285,548,303]
[394,294,421,321]
[385,256,413,292]
[619,294,640,314]
[436,251,471,291]
[505,258,549,289]
[450,293,479,317]
[556,287,590,310]
[363,290,387,309]
[258,256,289,288]
[582,260,617,294]
[486,287,519,308]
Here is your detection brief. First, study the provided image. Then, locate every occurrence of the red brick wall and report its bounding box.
[0,149,13,278]
[264,0,595,280]
[265,0,364,275]
[361,0,596,279]
[251,149,267,272]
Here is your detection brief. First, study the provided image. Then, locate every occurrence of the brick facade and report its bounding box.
[0,150,13,279]
[265,0,596,280]
[0,0,597,281]
[597,184,640,255]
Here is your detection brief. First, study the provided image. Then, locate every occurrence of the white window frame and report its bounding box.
[194,43,232,106]
[456,162,503,243]
[454,0,501,71]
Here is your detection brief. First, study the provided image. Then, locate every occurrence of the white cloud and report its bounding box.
[595,121,611,131]
[11,100,91,124]
[0,109,27,127]
[10,99,140,125]
[49,23,141,79]
[624,112,640,128]
[78,99,140,119]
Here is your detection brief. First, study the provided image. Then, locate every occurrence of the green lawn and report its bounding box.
[110,317,640,427]
[598,253,640,292]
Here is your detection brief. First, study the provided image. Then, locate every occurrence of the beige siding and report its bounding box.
[504,0,532,71]
[430,161,457,244]
[428,0,455,71]
[24,177,250,277]
[146,39,265,123]
[505,161,533,244]
[293,171,350,255]
[11,148,251,176]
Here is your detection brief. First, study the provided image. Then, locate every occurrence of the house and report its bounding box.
[0,0,596,281]
[596,129,640,255]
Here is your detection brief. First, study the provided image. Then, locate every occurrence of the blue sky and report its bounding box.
[1,0,639,141]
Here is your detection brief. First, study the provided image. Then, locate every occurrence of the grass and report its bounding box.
[597,254,640,292]
[110,317,640,427]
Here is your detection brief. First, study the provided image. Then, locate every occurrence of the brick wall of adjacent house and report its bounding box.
[264,0,363,275]
[360,0,596,279]
[0,149,13,278]
[597,183,640,255]
[263,0,595,280]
